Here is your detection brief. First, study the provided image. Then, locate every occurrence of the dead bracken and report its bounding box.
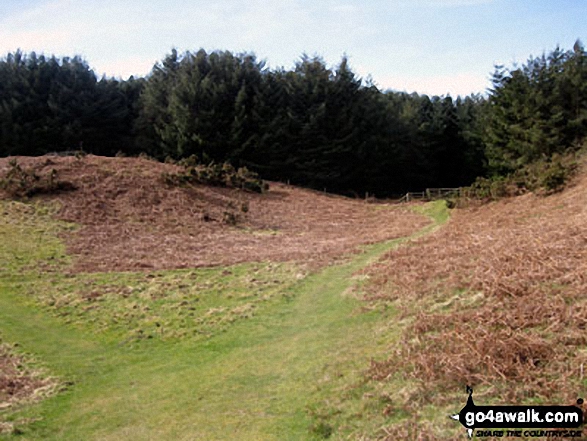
[0,155,429,272]
[362,165,587,437]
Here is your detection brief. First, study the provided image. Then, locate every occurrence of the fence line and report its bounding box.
[398,187,461,203]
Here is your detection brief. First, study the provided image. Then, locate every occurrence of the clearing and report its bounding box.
[1,154,585,439]
[0,155,435,439]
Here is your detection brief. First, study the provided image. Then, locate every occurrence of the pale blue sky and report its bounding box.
[0,0,585,96]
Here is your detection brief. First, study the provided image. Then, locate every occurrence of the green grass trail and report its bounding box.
[0,201,448,440]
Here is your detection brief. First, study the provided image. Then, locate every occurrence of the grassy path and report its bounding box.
[0,202,448,440]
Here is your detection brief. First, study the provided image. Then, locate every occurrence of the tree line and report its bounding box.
[0,42,585,197]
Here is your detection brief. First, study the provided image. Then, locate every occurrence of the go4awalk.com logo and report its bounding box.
[451,386,584,438]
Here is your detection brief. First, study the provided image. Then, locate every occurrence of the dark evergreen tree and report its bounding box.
[136,49,265,162]
[0,51,139,157]
[11,46,568,197]
[484,42,587,174]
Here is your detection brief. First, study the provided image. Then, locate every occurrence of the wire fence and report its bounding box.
[397,187,461,203]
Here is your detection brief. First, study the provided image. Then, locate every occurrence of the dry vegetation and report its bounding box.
[0,155,429,272]
[0,343,61,434]
[361,164,587,436]
[6,154,586,438]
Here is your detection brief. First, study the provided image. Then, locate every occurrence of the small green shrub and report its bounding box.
[461,175,509,200]
[162,160,268,193]
[445,198,457,209]
[534,153,577,193]
[222,201,243,225]
[177,154,199,168]
[461,151,579,202]
[540,161,568,191]
[0,160,76,199]
[138,152,157,162]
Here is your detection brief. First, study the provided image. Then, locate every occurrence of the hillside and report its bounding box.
[1,155,586,439]
[0,155,428,272]
[0,155,438,440]
[355,160,587,438]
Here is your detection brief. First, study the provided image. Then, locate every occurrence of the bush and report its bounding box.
[461,151,579,202]
[0,159,76,198]
[162,160,268,193]
[527,153,577,193]
[309,421,333,439]
[461,176,509,200]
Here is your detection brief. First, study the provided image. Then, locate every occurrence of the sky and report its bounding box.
[0,0,585,97]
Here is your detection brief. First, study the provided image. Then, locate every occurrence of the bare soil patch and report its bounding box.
[0,342,60,433]
[363,167,587,421]
[0,155,428,272]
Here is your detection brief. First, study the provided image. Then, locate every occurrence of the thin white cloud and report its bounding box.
[0,0,523,95]
[328,3,360,14]
[409,0,496,5]
[0,0,368,70]
[373,72,491,97]
[434,0,494,5]
[0,0,74,53]
[0,0,199,76]
[0,28,71,52]
[97,56,160,79]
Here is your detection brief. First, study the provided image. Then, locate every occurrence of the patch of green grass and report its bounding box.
[0,200,448,440]
[22,264,302,342]
[0,339,65,437]
[0,201,74,276]
[411,199,450,226]
[298,201,452,439]
[0,252,383,440]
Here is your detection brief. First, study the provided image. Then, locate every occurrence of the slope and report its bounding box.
[0,155,438,439]
[357,161,587,438]
[0,155,428,272]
